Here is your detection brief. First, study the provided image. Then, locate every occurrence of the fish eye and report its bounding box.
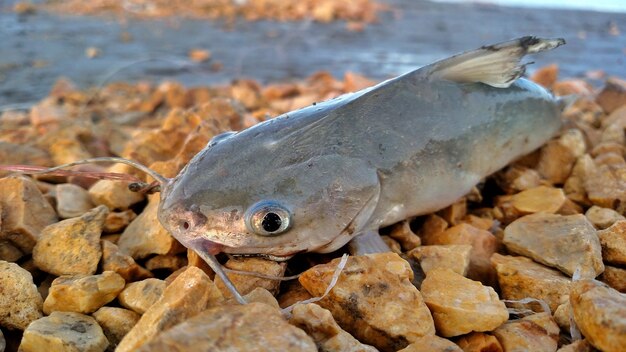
[245,201,291,236]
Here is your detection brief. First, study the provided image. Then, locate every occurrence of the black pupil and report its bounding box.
[182,221,190,230]
[261,212,282,233]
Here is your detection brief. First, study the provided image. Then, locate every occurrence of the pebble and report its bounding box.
[137,302,317,352]
[492,313,559,352]
[422,223,499,285]
[503,213,604,278]
[115,266,223,352]
[409,244,472,276]
[585,205,625,229]
[19,312,108,352]
[102,209,135,233]
[0,239,23,263]
[299,253,435,351]
[456,332,503,352]
[55,183,94,219]
[601,265,626,292]
[0,176,58,256]
[418,214,449,244]
[144,254,187,273]
[536,129,586,184]
[92,307,140,351]
[100,240,152,282]
[496,166,543,194]
[43,271,125,315]
[596,77,626,114]
[239,287,280,308]
[33,205,107,276]
[116,198,184,259]
[491,254,571,313]
[289,303,378,352]
[214,257,286,298]
[88,164,144,210]
[510,186,567,215]
[118,278,165,314]
[437,199,467,226]
[597,220,626,265]
[553,301,573,333]
[186,248,214,278]
[556,340,595,352]
[583,158,626,209]
[397,335,463,352]
[530,64,559,88]
[420,268,509,337]
[0,261,43,330]
[570,280,626,352]
[387,220,421,251]
[277,281,313,309]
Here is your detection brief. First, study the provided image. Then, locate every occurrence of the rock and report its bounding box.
[387,220,421,251]
[596,77,626,114]
[0,176,58,255]
[456,332,503,352]
[144,254,187,273]
[582,160,626,209]
[556,340,595,352]
[510,186,567,215]
[552,79,593,96]
[437,199,467,226]
[33,205,107,276]
[19,312,108,352]
[597,220,626,265]
[381,236,402,254]
[92,307,140,351]
[491,254,572,313]
[0,329,4,352]
[397,335,462,352]
[553,301,572,332]
[118,278,165,314]
[103,210,136,233]
[115,266,223,352]
[239,287,279,308]
[418,214,449,244]
[570,280,626,352]
[137,302,317,352]
[88,164,144,210]
[503,213,604,278]
[420,268,508,337]
[0,261,43,330]
[277,281,313,309]
[215,257,286,298]
[0,240,23,262]
[492,313,559,352]
[409,245,472,276]
[55,183,94,219]
[601,265,626,293]
[422,223,499,285]
[186,249,214,278]
[536,130,586,184]
[530,64,559,88]
[117,198,184,259]
[585,206,625,229]
[496,166,543,194]
[0,142,51,174]
[299,253,435,351]
[100,240,152,282]
[564,155,593,205]
[188,48,211,63]
[43,271,125,315]
[289,303,378,352]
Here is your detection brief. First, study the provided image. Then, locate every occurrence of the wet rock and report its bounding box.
[422,223,499,285]
[117,198,183,259]
[397,335,462,352]
[215,257,286,298]
[456,332,503,352]
[597,220,626,265]
[585,206,625,229]
[55,183,94,219]
[556,340,595,352]
[388,220,421,251]
[570,280,626,352]
[0,176,58,255]
[510,186,567,214]
[0,261,43,330]
[601,265,626,292]
[43,271,125,314]
[92,307,140,351]
[88,164,144,210]
[118,278,165,314]
[409,245,472,276]
[503,213,604,278]
[115,266,223,352]
[144,254,187,272]
[137,302,316,352]
[596,77,626,114]
[103,210,135,233]
[100,240,152,282]
[33,205,107,276]
[289,303,378,352]
[536,130,586,184]
[491,254,572,313]
[299,253,435,351]
[19,312,108,352]
[492,313,559,352]
[420,268,508,337]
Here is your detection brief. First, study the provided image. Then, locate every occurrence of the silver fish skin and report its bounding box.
[158,36,564,258]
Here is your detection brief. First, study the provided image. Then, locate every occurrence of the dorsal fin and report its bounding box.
[428,36,565,88]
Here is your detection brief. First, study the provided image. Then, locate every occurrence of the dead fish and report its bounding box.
[158,36,565,259]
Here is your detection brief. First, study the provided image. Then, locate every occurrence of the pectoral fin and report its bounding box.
[428,36,565,88]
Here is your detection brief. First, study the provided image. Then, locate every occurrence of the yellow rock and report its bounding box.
[397,335,462,351]
[601,265,626,293]
[43,271,125,314]
[0,261,43,330]
[492,313,559,352]
[92,307,139,350]
[585,205,625,229]
[456,332,503,352]
[118,278,165,314]
[101,240,153,282]
[597,220,626,265]
[409,245,471,276]
[20,312,108,352]
[510,186,566,214]
[214,256,286,298]
[88,164,145,210]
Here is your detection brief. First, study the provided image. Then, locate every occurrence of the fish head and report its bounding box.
[158,130,380,259]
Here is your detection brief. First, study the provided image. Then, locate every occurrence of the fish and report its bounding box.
[157,36,565,260]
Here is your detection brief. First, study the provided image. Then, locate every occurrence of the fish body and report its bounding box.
[158,37,564,258]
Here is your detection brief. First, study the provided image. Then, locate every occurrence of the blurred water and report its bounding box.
[433,0,626,13]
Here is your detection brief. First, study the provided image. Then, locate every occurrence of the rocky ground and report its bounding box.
[0,65,626,352]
